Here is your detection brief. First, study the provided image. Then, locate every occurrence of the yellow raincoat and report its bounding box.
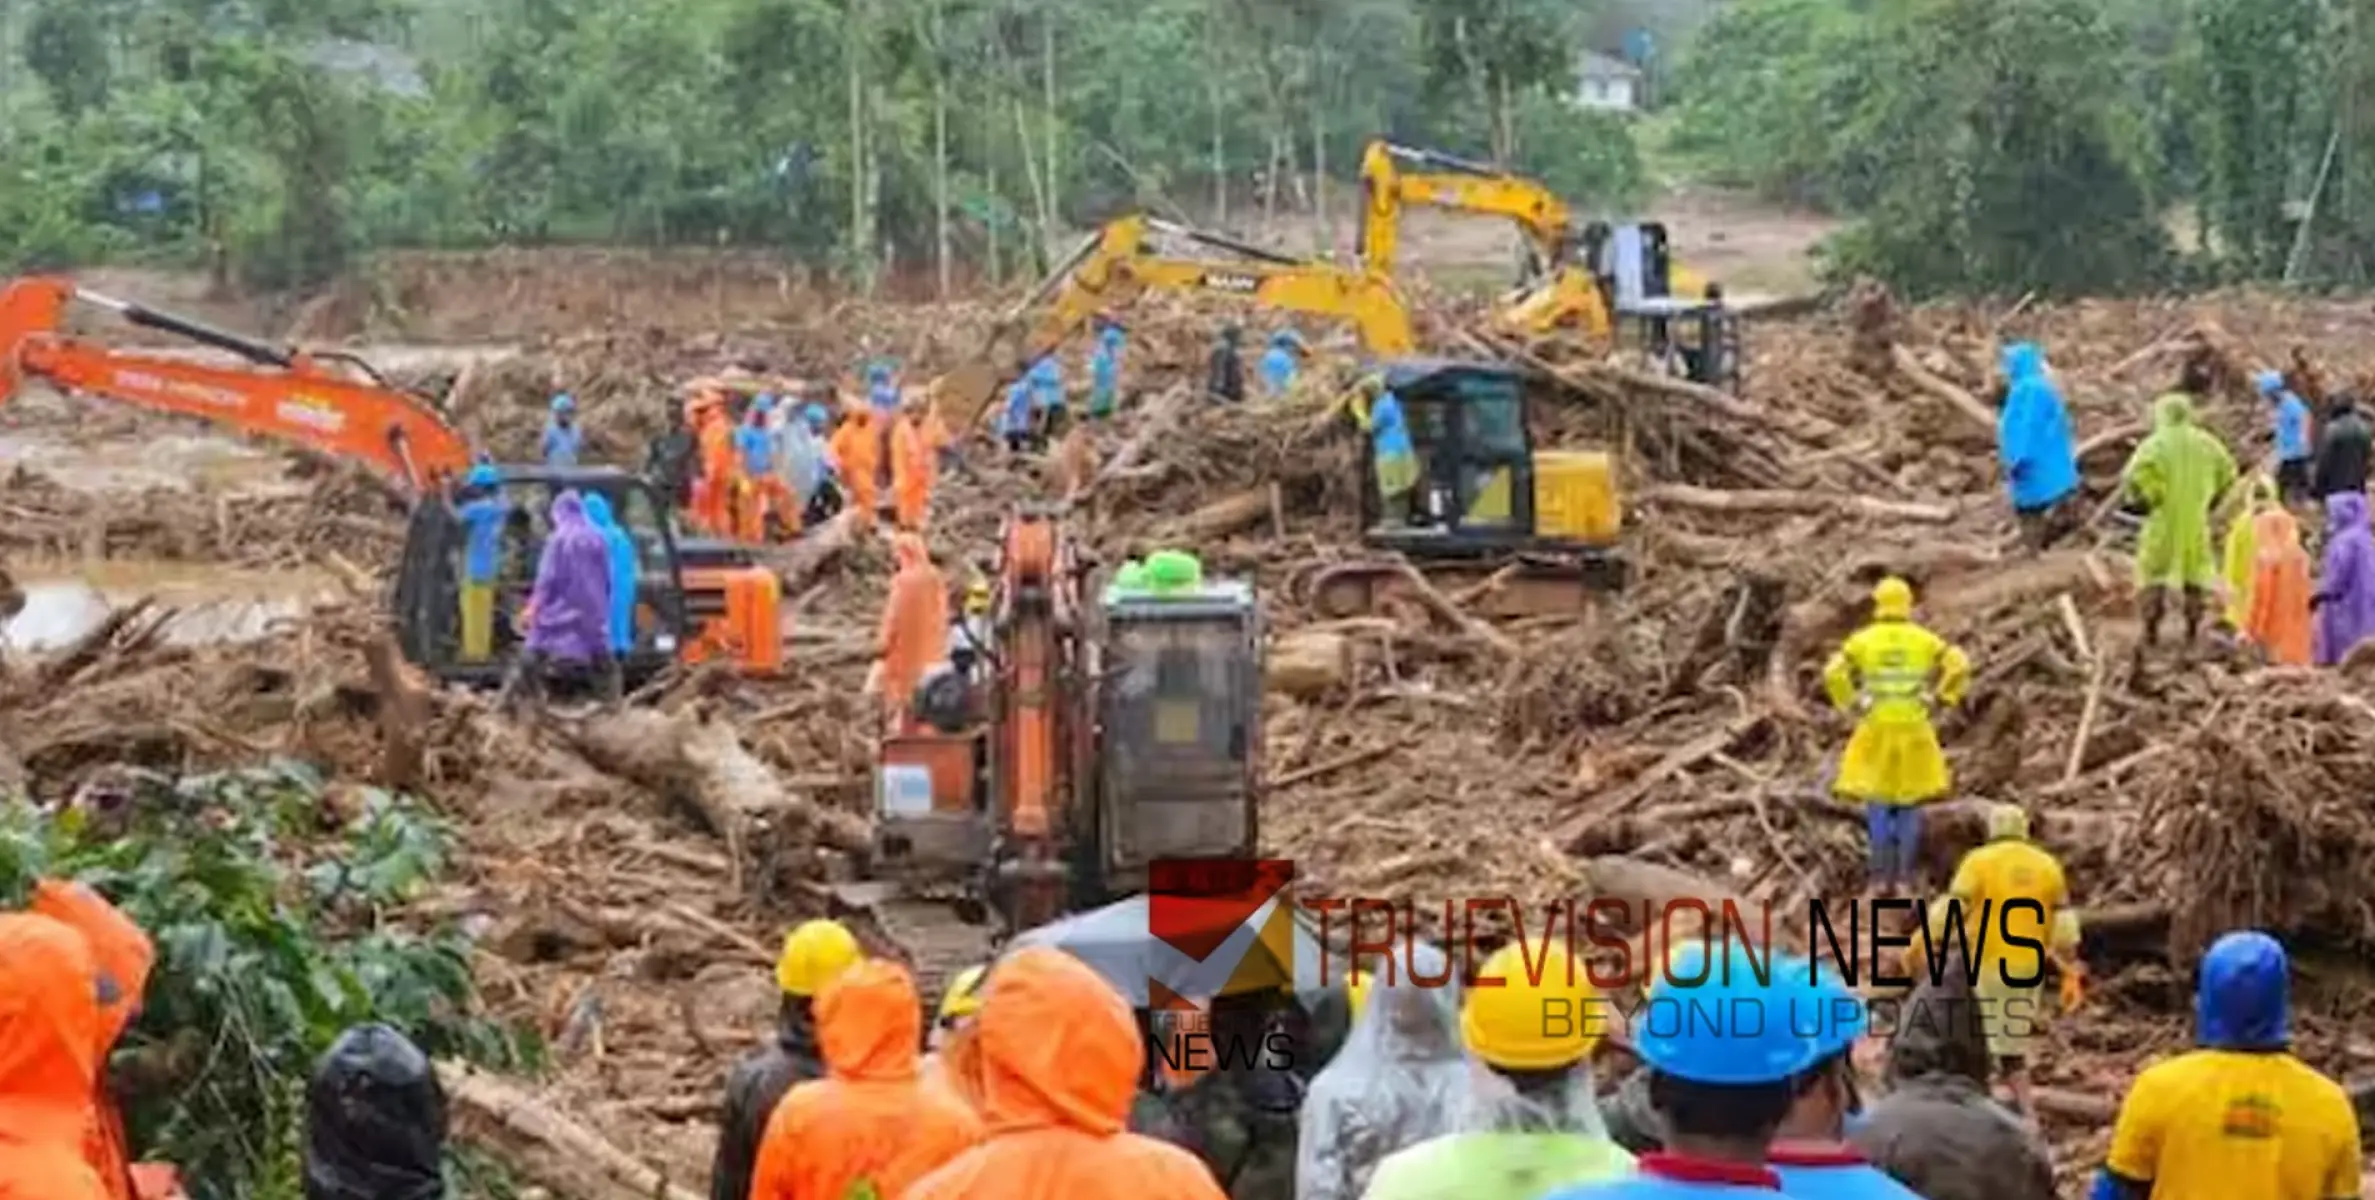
[2220,474,2279,628]
[1823,578,1969,805]
[2123,393,2238,590]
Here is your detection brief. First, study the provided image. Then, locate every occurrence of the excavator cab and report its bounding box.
[1577,221,1743,390]
[393,466,695,686]
[1077,564,1264,903]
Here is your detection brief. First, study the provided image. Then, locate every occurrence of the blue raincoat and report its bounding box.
[2267,376,2312,464]
[1090,326,1125,415]
[1001,379,1035,438]
[541,419,584,468]
[579,493,640,655]
[1369,388,1420,501]
[457,480,509,585]
[524,491,613,663]
[1997,342,2078,511]
[735,419,774,477]
[1260,333,1298,396]
[868,364,899,414]
[1028,357,1064,415]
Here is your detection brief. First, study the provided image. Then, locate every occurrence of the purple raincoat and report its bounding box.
[525,491,613,663]
[2316,492,2375,665]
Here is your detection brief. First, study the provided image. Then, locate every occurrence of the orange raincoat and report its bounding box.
[904,947,1228,1200]
[0,914,111,1200]
[830,409,881,530]
[876,535,949,725]
[750,961,983,1200]
[694,403,740,536]
[2246,506,2315,666]
[890,412,935,532]
[29,881,165,1200]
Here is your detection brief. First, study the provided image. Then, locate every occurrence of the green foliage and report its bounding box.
[0,763,538,1200]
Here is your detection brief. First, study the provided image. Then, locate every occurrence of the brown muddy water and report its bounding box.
[3,561,338,653]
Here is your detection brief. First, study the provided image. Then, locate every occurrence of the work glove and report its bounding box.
[2058,961,2087,1013]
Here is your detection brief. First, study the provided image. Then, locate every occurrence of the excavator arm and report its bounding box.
[1,276,472,495]
[943,214,1417,421]
[1357,140,1575,280]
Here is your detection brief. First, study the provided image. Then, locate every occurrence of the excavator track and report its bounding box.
[1295,551,1626,621]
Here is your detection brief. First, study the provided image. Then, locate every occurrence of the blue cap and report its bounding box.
[465,463,500,489]
[551,392,576,413]
[2254,370,2285,396]
[2198,930,2288,1049]
[1635,946,1824,1085]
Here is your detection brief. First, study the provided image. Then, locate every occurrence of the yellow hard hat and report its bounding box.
[1872,576,1914,621]
[964,575,993,612]
[938,964,988,1022]
[1347,968,1373,1020]
[776,919,863,997]
[1461,941,1602,1070]
[1986,803,2030,842]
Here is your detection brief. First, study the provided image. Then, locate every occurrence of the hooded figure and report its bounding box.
[1260,331,1300,397]
[1296,968,1467,1200]
[2219,474,2280,630]
[0,914,111,1200]
[890,398,937,532]
[1996,342,2079,542]
[714,920,864,1200]
[2121,393,2239,645]
[827,404,880,528]
[2096,932,2359,1200]
[773,403,826,521]
[2316,491,2375,664]
[523,492,612,664]
[751,961,984,1200]
[1001,376,1037,451]
[1924,805,2079,1121]
[693,394,740,534]
[1090,324,1127,417]
[1028,356,1066,430]
[26,880,159,1200]
[1848,963,2055,1200]
[903,947,1228,1200]
[1351,379,1419,526]
[874,535,950,726]
[579,494,640,656]
[302,1024,447,1200]
[1822,577,1970,894]
[541,393,583,467]
[868,362,900,416]
[2245,503,2315,666]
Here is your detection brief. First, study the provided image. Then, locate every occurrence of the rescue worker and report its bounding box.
[28,879,170,1200]
[1090,322,1127,419]
[1850,962,2057,1200]
[2315,491,2375,665]
[867,361,900,418]
[2244,492,2315,666]
[711,919,865,1200]
[2311,393,2371,502]
[1297,969,1467,1200]
[499,491,619,715]
[826,400,880,531]
[1002,374,1038,454]
[902,946,1229,1200]
[2093,930,2360,1200]
[1602,938,1733,1155]
[2220,474,2281,631]
[0,913,113,1199]
[643,399,699,510]
[949,574,994,687]
[923,388,958,473]
[1926,803,2081,1122]
[1209,326,1247,404]
[1822,576,1970,898]
[1133,993,1302,1197]
[1542,950,1822,1200]
[871,534,949,729]
[750,960,984,1200]
[921,965,988,1113]
[889,392,937,533]
[580,493,640,658]
[2122,389,2239,648]
[2261,370,2315,504]
[1260,331,1302,398]
[454,464,509,663]
[772,396,825,534]
[1996,342,2080,551]
[1762,957,1925,1198]
[1028,356,1067,441]
[301,1023,447,1200]
[735,395,788,542]
[695,392,741,535]
[542,393,583,467]
[1361,942,1634,1199]
[1349,377,1419,526]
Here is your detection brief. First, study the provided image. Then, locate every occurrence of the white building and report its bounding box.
[1573,51,1644,113]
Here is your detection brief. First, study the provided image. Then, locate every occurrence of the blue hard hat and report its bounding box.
[551,392,576,414]
[802,402,830,432]
[1635,945,1823,1085]
[753,392,778,413]
[1781,954,1866,1064]
[2254,370,2285,396]
[464,463,500,490]
[2198,930,2289,1050]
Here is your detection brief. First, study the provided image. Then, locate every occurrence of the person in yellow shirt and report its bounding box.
[2093,930,2359,1200]
[1925,803,2081,1121]
[1823,576,1970,898]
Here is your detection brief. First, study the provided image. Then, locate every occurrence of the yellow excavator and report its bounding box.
[933,213,1632,617]
[1356,140,1740,389]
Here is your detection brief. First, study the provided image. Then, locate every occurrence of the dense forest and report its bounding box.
[0,0,2368,298]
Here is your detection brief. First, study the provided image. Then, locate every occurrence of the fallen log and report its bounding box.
[1266,630,1350,699]
[1889,345,1997,437]
[1158,486,1275,542]
[1638,483,1955,525]
[436,1061,703,1200]
[766,507,864,592]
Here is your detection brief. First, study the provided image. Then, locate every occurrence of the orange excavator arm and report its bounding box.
[0,276,473,495]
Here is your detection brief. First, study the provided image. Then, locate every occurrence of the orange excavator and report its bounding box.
[0,275,784,683]
[857,509,1264,936]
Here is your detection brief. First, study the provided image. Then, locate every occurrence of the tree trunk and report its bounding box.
[1311,45,1331,259]
[1263,130,1282,229]
[933,0,951,299]
[1207,11,1227,224]
[1014,93,1053,274]
[1041,16,1060,253]
[986,148,1004,286]
[846,0,871,290]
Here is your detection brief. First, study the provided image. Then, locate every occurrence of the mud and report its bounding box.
[4,563,333,652]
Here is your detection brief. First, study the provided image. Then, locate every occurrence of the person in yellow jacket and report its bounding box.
[1824,576,1969,898]
[2219,473,2280,631]
[1924,804,2081,1122]
[920,964,987,1114]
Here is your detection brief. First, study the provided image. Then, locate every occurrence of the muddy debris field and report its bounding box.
[7,273,2375,1195]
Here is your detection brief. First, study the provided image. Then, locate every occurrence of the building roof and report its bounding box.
[1577,50,1644,80]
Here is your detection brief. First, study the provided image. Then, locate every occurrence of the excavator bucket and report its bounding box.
[0,277,72,400]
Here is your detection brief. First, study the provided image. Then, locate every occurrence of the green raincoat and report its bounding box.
[2122,394,2238,589]
[1358,1130,1633,1200]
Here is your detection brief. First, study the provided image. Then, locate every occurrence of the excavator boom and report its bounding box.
[944,214,1416,420]
[1358,140,1575,279]
[0,276,471,494]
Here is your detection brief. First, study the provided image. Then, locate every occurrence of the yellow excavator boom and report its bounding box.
[939,214,1416,421]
